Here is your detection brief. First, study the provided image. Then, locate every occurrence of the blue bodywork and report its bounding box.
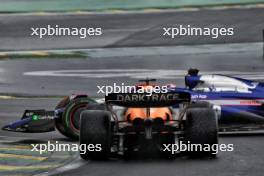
[170,73,264,124]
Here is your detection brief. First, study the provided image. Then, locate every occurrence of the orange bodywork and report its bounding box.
[124,84,172,122]
[125,107,172,121]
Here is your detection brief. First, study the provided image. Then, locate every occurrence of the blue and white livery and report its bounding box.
[171,69,264,128]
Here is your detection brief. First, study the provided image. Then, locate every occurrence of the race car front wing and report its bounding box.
[2,109,55,132]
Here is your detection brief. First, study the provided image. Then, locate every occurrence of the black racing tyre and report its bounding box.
[55,119,72,139]
[61,97,96,140]
[80,110,112,160]
[184,107,218,157]
[54,96,72,139]
[188,101,212,108]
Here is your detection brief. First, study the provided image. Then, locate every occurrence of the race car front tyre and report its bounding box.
[80,110,112,160]
[61,97,96,140]
[184,107,218,157]
[54,96,73,139]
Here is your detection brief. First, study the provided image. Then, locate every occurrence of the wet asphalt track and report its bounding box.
[58,136,264,176]
[0,7,263,51]
[0,49,263,96]
[0,6,264,176]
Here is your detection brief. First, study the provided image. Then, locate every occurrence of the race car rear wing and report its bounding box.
[105,92,190,107]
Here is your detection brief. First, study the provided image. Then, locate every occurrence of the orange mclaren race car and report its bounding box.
[3,79,219,160]
[79,79,218,160]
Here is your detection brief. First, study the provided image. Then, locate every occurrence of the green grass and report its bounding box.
[0,0,263,13]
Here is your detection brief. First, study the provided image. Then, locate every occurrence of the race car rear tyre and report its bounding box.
[188,101,212,108]
[80,110,112,160]
[184,107,218,157]
[61,97,96,140]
